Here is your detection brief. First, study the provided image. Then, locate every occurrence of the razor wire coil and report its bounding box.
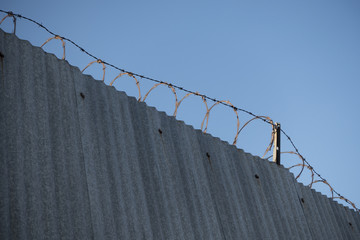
[0,9,358,212]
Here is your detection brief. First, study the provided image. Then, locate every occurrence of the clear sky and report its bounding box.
[2,1,359,210]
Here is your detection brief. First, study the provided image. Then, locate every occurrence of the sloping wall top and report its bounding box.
[1,29,359,239]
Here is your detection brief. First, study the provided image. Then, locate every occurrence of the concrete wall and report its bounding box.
[0,29,359,239]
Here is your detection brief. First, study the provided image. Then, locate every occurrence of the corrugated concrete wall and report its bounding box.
[0,29,359,239]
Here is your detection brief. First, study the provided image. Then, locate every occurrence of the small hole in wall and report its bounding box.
[80,92,85,99]
[255,174,259,179]
[301,198,305,203]
[158,129,162,134]
[206,152,212,169]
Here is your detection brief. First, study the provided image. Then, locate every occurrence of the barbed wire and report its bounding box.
[0,9,358,212]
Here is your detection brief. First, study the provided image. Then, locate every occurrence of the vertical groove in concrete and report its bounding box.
[350,206,360,234]
[1,29,359,239]
[283,169,313,239]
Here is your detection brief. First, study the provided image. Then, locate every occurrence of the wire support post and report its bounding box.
[273,122,281,165]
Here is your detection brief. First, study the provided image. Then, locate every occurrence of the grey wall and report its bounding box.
[0,29,359,239]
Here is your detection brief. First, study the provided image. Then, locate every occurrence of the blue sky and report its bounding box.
[2,0,359,210]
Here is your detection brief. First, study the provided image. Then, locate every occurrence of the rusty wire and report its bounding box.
[142,82,177,102]
[140,82,206,119]
[265,151,306,179]
[173,91,201,117]
[266,150,359,211]
[82,59,106,81]
[333,196,359,211]
[110,76,204,116]
[40,35,66,59]
[141,82,178,114]
[1,9,358,212]
[238,116,275,158]
[289,164,315,187]
[200,99,240,145]
[110,72,141,101]
[313,179,334,198]
[313,179,359,211]
[0,11,16,34]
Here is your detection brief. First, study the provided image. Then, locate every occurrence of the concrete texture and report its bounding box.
[0,28,359,239]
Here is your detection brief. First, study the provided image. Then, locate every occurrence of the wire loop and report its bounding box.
[82,59,106,81]
[289,164,315,187]
[200,99,240,145]
[142,82,178,115]
[110,72,141,101]
[0,12,16,34]
[41,35,66,59]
